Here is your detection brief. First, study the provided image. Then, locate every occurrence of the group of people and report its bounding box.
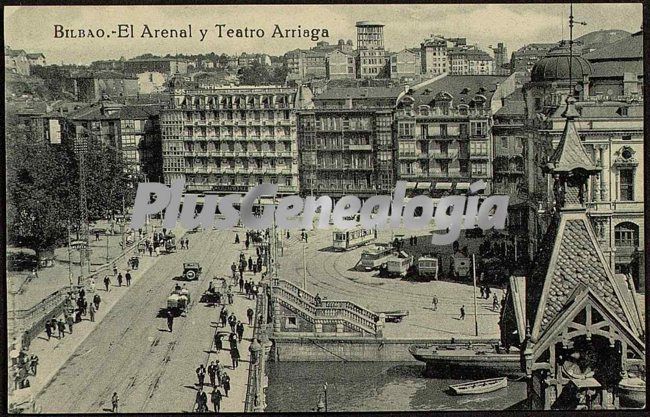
[194,362,230,413]
[178,237,191,250]
[10,346,38,391]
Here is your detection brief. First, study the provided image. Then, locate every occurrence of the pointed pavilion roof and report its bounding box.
[545,97,600,174]
[528,212,643,342]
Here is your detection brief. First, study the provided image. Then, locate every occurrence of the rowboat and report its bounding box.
[449,377,507,395]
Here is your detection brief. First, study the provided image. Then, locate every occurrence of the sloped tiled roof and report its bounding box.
[546,99,599,173]
[532,216,637,338]
[494,89,526,117]
[407,75,508,106]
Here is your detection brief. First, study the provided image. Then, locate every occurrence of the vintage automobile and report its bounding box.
[182,262,202,280]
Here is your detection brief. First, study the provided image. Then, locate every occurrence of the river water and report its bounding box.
[266,362,527,412]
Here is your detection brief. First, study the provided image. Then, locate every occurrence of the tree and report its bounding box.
[6,127,78,261]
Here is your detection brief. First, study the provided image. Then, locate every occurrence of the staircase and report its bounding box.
[272,279,381,336]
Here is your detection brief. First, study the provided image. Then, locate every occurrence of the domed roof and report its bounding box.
[530,46,593,83]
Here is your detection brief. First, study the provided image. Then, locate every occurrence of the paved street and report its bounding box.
[277,228,502,340]
[34,228,258,413]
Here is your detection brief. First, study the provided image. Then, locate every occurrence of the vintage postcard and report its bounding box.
[4,2,645,413]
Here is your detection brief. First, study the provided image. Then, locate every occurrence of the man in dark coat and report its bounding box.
[207,361,217,387]
[247,308,254,326]
[194,387,208,412]
[214,332,223,352]
[236,321,245,342]
[125,271,132,286]
[196,364,206,388]
[167,310,174,332]
[230,346,240,369]
[45,320,52,340]
[211,388,223,412]
[221,373,231,397]
[93,293,101,310]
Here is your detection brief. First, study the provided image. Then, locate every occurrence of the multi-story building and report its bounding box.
[26,53,46,67]
[420,36,451,76]
[491,42,509,75]
[525,41,644,289]
[389,49,421,81]
[297,86,403,199]
[124,57,189,75]
[5,47,32,76]
[356,21,389,79]
[161,78,313,196]
[509,43,557,74]
[449,47,495,75]
[394,74,513,196]
[285,40,354,81]
[68,71,139,102]
[60,97,163,181]
[326,50,356,80]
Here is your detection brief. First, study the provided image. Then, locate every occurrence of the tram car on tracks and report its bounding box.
[451,253,471,279]
[416,256,439,280]
[332,226,377,251]
[381,251,414,278]
[359,243,393,271]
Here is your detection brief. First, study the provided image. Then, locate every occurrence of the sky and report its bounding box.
[4,3,643,65]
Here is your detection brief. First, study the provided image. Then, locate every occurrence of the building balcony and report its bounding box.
[469,153,490,160]
[430,151,453,159]
[348,144,373,151]
[427,134,455,141]
[398,152,418,159]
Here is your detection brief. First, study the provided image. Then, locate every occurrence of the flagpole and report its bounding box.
[472,254,479,337]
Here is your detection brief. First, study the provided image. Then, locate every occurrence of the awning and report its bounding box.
[416,182,431,190]
[455,182,471,190]
[435,182,452,190]
[406,182,418,189]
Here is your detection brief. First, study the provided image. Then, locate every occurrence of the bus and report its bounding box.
[417,256,439,280]
[359,243,393,271]
[332,226,377,251]
[385,252,414,278]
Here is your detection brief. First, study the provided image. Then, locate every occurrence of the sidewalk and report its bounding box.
[8,224,187,401]
[9,220,159,310]
[195,238,260,413]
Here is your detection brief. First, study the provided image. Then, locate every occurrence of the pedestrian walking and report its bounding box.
[167,310,174,332]
[229,332,238,350]
[231,262,237,279]
[148,245,153,256]
[103,275,111,292]
[89,302,96,322]
[220,309,228,327]
[194,387,208,412]
[93,293,101,310]
[227,291,233,305]
[113,265,118,276]
[57,318,66,338]
[185,237,189,249]
[207,361,217,387]
[485,286,491,300]
[117,273,123,287]
[230,346,240,369]
[247,307,254,326]
[235,233,240,244]
[111,392,119,413]
[493,294,500,311]
[459,305,466,320]
[215,360,223,386]
[29,354,39,376]
[196,364,206,387]
[89,277,96,293]
[211,388,222,412]
[221,373,231,397]
[236,321,244,342]
[248,257,253,271]
[245,239,250,250]
[239,277,244,293]
[66,314,74,334]
[125,271,132,286]
[45,320,52,340]
[432,295,438,311]
[480,286,485,299]
[228,313,237,333]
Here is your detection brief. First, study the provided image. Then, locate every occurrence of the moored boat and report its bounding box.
[408,343,524,378]
[449,377,508,395]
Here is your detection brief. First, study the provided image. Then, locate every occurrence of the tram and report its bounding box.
[332,226,377,251]
[416,256,439,280]
[359,243,393,271]
[384,252,414,278]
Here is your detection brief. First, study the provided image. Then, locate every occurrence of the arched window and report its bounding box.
[614,222,639,247]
